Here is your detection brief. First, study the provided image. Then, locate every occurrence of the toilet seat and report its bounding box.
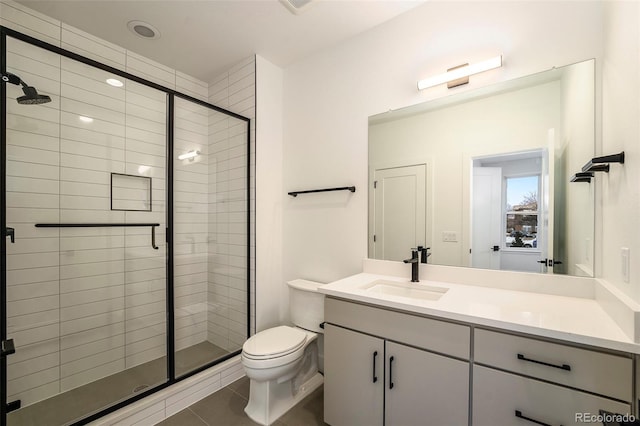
[242,326,307,360]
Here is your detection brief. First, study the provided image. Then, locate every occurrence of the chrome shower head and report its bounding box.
[2,72,51,105]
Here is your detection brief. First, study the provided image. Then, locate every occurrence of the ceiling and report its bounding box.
[16,0,425,82]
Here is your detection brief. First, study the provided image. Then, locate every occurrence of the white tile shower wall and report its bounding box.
[4,34,171,403]
[174,97,209,351]
[208,56,255,349]
[5,36,61,407]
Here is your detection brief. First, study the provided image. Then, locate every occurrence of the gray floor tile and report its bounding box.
[227,376,250,400]
[189,387,272,426]
[279,386,328,426]
[157,409,208,426]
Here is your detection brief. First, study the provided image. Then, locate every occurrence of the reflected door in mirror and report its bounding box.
[472,167,502,270]
[373,165,426,261]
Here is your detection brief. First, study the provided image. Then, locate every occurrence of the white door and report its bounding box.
[472,167,502,269]
[373,165,426,261]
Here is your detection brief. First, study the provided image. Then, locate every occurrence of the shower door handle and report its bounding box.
[1,339,15,357]
[5,227,15,243]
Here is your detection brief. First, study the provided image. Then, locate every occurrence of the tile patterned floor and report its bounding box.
[157,377,328,426]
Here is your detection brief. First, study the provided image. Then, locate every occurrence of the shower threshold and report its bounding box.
[7,341,229,426]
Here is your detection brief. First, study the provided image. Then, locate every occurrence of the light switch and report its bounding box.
[442,231,458,242]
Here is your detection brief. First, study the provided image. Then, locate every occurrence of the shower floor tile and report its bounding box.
[158,376,328,426]
[7,341,229,426]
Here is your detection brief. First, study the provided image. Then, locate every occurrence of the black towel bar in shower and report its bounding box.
[34,223,161,249]
[287,186,356,197]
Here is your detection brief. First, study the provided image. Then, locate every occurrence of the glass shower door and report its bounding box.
[172,97,249,378]
[3,35,168,424]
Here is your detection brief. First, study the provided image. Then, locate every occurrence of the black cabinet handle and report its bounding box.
[389,356,395,389]
[372,351,378,383]
[517,353,571,371]
[515,410,552,426]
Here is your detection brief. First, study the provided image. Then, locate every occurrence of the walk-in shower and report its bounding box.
[1,27,251,425]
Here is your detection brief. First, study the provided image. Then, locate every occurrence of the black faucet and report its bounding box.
[403,248,419,282]
[417,246,431,263]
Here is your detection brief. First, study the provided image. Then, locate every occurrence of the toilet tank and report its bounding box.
[288,279,325,333]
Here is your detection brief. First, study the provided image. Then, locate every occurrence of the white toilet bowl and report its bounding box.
[241,280,325,426]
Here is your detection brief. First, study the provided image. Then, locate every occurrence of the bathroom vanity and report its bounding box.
[321,260,640,426]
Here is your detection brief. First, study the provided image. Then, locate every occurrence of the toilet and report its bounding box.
[241,279,325,425]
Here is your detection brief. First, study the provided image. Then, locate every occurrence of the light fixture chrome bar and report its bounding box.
[417,55,503,91]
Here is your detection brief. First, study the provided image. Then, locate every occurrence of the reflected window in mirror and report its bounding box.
[504,175,539,249]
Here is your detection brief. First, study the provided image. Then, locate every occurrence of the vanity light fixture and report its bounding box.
[178,150,200,161]
[417,55,503,91]
[106,78,124,87]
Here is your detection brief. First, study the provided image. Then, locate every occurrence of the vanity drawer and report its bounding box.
[325,297,470,359]
[474,329,633,401]
[473,365,632,426]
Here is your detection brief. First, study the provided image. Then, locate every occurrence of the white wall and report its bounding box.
[561,60,596,277]
[255,55,285,330]
[601,2,640,302]
[279,1,604,317]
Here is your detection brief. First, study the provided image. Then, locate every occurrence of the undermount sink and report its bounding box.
[362,280,448,301]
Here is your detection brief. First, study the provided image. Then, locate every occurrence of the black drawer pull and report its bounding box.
[372,351,378,383]
[517,353,571,371]
[389,356,395,389]
[515,410,552,426]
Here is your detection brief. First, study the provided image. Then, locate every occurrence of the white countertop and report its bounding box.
[319,271,640,354]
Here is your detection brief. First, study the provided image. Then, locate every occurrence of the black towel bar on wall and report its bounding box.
[34,223,161,249]
[581,151,625,173]
[288,186,356,197]
[570,152,625,182]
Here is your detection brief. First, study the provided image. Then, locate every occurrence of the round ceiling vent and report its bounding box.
[127,20,161,40]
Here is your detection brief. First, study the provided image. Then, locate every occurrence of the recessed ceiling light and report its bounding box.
[79,116,93,123]
[106,78,124,87]
[127,20,161,40]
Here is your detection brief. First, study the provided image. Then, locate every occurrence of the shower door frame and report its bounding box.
[0,26,252,425]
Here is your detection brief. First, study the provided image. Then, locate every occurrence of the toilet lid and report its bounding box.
[242,326,307,359]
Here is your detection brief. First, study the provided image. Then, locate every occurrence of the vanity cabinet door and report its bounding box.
[324,324,384,426]
[473,365,632,426]
[385,341,469,426]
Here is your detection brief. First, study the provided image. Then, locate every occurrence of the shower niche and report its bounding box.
[111,173,153,212]
[0,28,251,425]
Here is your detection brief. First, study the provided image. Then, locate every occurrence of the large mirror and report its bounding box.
[368,59,595,277]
